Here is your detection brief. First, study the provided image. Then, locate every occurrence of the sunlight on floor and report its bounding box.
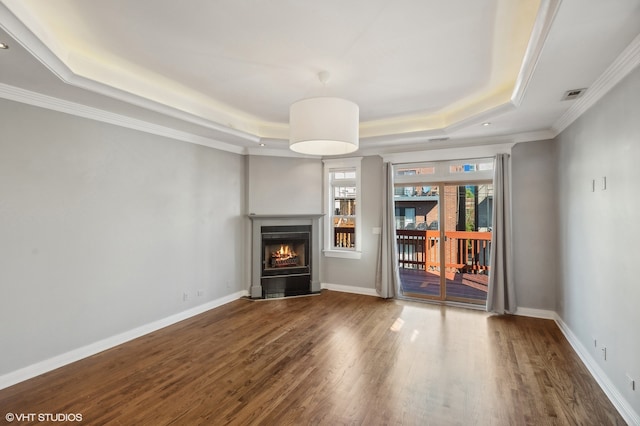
[390,318,404,332]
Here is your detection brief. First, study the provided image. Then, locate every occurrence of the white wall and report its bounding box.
[511,140,558,311]
[0,99,246,377]
[555,66,640,416]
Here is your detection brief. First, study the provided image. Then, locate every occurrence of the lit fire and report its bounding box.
[273,245,296,260]
[271,244,298,267]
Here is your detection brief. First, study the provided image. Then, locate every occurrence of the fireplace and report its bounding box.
[261,225,311,298]
[249,215,322,299]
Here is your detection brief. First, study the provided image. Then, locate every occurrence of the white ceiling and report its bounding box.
[0,0,639,156]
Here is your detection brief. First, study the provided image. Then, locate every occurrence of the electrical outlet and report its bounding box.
[197,289,204,297]
[183,292,189,302]
[601,347,607,361]
[627,374,636,391]
[593,337,597,348]
[602,176,607,190]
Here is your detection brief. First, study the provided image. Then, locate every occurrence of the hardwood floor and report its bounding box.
[0,291,624,425]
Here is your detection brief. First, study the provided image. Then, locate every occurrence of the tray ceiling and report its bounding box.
[0,0,639,155]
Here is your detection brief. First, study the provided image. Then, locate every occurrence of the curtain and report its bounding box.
[375,162,400,298]
[486,153,516,313]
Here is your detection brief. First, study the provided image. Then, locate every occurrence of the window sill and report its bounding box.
[323,249,362,260]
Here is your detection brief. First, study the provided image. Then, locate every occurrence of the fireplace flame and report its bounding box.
[270,244,299,267]
[274,245,296,259]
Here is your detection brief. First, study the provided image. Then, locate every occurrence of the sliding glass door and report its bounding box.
[394,160,493,305]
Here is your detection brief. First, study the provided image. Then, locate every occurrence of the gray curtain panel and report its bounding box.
[486,153,516,313]
[375,162,400,299]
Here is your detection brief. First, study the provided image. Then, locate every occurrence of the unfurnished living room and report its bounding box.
[0,1,639,425]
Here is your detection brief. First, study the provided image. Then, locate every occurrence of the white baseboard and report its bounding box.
[0,290,248,391]
[554,315,640,426]
[321,283,379,297]
[514,307,556,319]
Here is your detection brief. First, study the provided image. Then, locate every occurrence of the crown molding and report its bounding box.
[244,146,318,158]
[359,129,554,158]
[552,32,640,135]
[511,0,562,107]
[0,2,261,145]
[0,83,246,155]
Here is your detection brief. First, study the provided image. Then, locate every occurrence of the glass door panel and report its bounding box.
[443,184,492,304]
[395,185,442,299]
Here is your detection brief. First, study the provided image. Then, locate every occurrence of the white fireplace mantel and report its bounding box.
[248,214,323,298]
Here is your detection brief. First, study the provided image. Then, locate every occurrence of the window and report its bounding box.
[323,157,362,259]
[394,158,493,184]
[395,207,416,230]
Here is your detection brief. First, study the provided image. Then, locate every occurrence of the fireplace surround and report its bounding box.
[249,214,322,298]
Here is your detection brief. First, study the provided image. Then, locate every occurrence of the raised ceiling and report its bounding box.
[0,0,639,155]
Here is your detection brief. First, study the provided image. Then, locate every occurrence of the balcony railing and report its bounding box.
[334,226,355,248]
[396,229,491,273]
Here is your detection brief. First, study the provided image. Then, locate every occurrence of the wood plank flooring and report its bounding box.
[0,290,625,425]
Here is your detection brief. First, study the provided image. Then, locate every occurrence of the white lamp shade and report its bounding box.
[289,97,359,156]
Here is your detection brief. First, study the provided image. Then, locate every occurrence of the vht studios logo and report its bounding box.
[5,412,83,422]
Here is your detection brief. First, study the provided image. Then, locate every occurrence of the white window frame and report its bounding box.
[323,157,362,259]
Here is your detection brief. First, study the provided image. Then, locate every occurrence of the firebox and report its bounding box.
[261,225,311,298]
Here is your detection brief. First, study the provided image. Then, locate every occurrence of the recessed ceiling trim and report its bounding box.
[444,101,515,134]
[0,82,247,154]
[376,128,557,162]
[552,32,640,135]
[0,3,261,145]
[0,0,549,145]
[2,0,634,159]
[511,0,561,107]
[0,3,71,80]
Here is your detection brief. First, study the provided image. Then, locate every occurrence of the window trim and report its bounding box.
[323,157,362,259]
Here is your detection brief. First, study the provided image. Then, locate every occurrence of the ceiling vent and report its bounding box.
[428,137,450,142]
[561,88,586,101]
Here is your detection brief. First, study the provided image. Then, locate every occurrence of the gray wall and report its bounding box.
[322,156,384,290]
[0,99,246,376]
[246,155,322,215]
[511,140,558,311]
[259,146,562,301]
[555,66,640,414]
[3,65,638,416]
[244,154,383,290]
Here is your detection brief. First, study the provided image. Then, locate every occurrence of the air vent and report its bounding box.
[428,137,450,142]
[561,88,586,101]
